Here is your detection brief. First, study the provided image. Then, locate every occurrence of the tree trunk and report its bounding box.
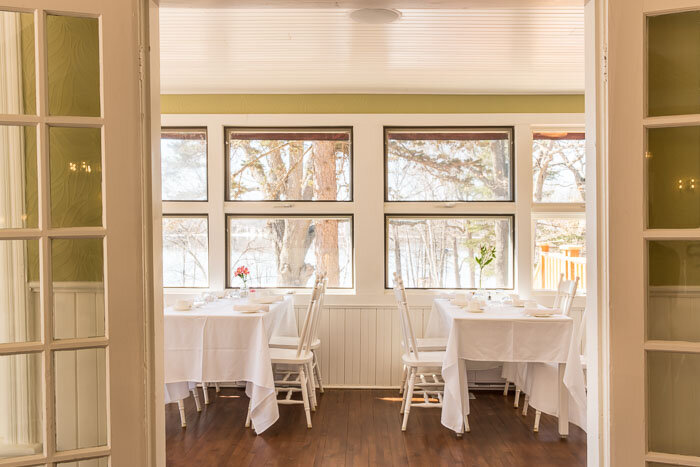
[492,140,510,286]
[452,236,461,288]
[312,141,340,285]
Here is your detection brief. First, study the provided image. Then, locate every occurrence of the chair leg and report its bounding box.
[306,362,317,411]
[522,394,529,416]
[402,368,416,432]
[514,387,521,408]
[299,366,312,428]
[312,351,324,393]
[503,380,509,396]
[202,383,210,404]
[245,399,252,428]
[464,414,470,433]
[534,410,541,432]
[399,374,410,415]
[177,400,187,428]
[399,365,407,395]
[215,382,221,393]
[192,389,202,412]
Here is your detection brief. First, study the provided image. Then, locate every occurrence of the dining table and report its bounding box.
[163,295,297,433]
[426,298,587,437]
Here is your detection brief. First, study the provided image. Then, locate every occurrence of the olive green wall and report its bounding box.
[161,93,584,114]
[20,14,103,282]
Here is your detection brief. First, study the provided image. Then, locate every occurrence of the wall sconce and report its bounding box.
[677,178,696,192]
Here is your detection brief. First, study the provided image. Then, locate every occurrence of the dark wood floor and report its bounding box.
[166,388,586,466]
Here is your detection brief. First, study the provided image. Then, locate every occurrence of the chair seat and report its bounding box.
[416,337,447,351]
[269,336,321,350]
[401,351,445,367]
[269,347,314,364]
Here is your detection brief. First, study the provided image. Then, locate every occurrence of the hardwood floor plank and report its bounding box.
[165,388,586,466]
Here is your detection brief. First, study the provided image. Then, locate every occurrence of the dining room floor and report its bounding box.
[165,387,586,466]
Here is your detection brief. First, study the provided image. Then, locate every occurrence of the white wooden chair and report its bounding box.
[246,282,321,430]
[394,274,446,432]
[520,277,580,430]
[268,273,327,397]
[391,275,447,395]
[172,383,203,428]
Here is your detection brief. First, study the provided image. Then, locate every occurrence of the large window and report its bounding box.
[532,131,586,292]
[386,215,514,289]
[385,127,514,202]
[160,115,585,298]
[226,128,352,201]
[161,128,207,201]
[227,215,353,288]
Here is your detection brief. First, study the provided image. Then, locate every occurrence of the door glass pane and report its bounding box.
[647,351,700,457]
[47,15,100,117]
[0,353,43,459]
[0,239,40,344]
[162,216,208,287]
[647,126,700,229]
[161,128,207,201]
[0,11,35,115]
[54,348,107,452]
[49,127,102,228]
[648,11,700,117]
[648,241,700,342]
[52,238,104,340]
[1,125,37,229]
[57,458,108,467]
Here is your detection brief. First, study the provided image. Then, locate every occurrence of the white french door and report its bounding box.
[0,1,154,466]
[609,0,700,465]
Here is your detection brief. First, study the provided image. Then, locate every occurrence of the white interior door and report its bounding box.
[609,0,700,465]
[0,1,154,465]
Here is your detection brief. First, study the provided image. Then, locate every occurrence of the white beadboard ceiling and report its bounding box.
[159,7,584,94]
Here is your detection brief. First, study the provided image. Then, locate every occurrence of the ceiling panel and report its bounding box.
[160,7,584,94]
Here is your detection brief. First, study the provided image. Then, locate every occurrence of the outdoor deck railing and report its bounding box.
[533,245,586,291]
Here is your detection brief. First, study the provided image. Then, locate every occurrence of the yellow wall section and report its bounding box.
[161,93,584,114]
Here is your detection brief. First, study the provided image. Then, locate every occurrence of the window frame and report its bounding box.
[530,127,587,295]
[224,213,355,289]
[161,213,211,289]
[384,213,516,290]
[383,126,516,203]
[224,126,354,203]
[161,113,585,305]
[160,126,209,203]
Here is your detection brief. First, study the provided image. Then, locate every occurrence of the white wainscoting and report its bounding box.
[31,283,107,467]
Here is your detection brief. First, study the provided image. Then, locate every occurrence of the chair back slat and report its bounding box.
[296,278,321,357]
[310,276,327,342]
[552,273,566,308]
[392,273,419,359]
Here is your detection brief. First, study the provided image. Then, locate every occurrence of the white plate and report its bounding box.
[533,313,555,318]
[236,309,264,314]
[465,308,484,313]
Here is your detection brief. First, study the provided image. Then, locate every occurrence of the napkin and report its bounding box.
[250,296,283,304]
[524,307,556,316]
[233,304,270,312]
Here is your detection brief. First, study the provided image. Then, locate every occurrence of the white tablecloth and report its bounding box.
[427,299,586,434]
[164,296,297,433]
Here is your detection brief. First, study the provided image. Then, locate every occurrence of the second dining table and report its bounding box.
[426,298,587,437]
[164,295,297,433]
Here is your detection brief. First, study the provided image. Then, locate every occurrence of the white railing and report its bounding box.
[534,245,586,291]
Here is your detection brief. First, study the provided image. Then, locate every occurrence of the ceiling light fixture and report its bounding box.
[349,8,402,24]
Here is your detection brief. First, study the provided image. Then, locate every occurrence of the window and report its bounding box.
[385,127,514,202]
[161,128,207,201]
[162,216,209,287]
[227,215,353,288]
[532,131,586,293]
[532,132,585,203]
[386,215,513,289]
[226,128,352,201]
